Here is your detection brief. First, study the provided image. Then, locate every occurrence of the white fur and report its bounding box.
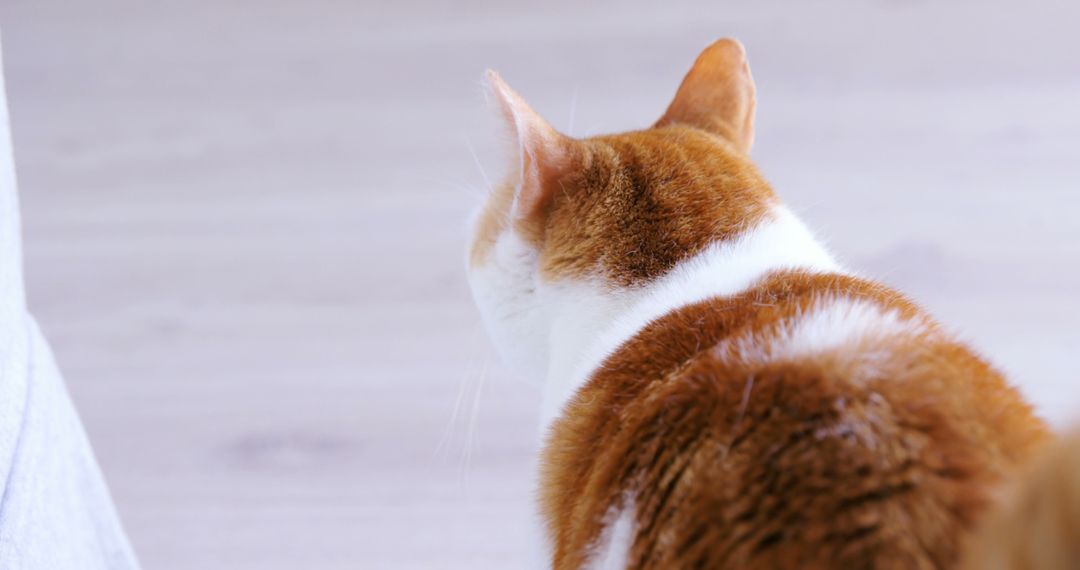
[468,205,844,432]
[583,500,637,570]
[723,296,933,367]
[541,205,841,431]
[467,231,551,377]
[467,204,844,567]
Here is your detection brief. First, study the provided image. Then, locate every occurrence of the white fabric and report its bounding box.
[0,33,140,569]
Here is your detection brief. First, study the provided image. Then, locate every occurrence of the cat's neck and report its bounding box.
[539,205,842,433]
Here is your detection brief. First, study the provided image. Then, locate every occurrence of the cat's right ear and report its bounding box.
[486,70,575,221]
[655,39,757,153]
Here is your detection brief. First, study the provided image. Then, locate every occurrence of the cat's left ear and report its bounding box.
[486,70,576,220]
[655,39,757,153]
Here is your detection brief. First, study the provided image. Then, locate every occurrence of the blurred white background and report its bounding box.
[0,0,1078,568]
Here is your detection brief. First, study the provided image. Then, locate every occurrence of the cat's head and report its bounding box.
[466,39,778,378]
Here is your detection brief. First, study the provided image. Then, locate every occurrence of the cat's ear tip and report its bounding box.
[701,38,748,62]
[657,36,757,151]
[483,70,519,110]
[484,69,509,94]
[721,37,747,50]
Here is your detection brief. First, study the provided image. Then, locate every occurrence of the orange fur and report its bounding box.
[542,272,1048,569]
[962,429,1080,569]
[471,43,771,285]
[656,38,757,153]
[539,127,775,285]
[470,38,1058,569]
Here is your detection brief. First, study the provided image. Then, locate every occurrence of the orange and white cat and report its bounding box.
[466,39,1068,569]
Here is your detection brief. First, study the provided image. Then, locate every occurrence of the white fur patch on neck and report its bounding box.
[541,205,841,431]
[468,230,550,379]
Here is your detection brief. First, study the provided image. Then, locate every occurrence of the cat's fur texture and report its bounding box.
[466,39,1061,569]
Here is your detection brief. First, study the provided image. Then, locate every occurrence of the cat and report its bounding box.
[964,428,1080,570]
[465,38,1065,569]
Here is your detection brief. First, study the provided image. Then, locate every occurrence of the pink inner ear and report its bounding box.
[656,39,757,153]
[486,70,574,220]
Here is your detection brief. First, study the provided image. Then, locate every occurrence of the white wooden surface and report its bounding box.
[0,1,1078,567]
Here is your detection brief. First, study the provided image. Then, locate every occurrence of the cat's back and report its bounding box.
[541,270,1049,570]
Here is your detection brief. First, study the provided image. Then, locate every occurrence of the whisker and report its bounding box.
[465,136,493,193]
[459,359,490,488]
[567,86,579,136]
[435,322,484,462]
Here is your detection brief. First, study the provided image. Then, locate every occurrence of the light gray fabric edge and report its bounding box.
[0,29,141,570]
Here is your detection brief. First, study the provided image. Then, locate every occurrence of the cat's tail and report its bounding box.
[963,428,1080,569]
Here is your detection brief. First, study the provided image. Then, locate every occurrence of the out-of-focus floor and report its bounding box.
[0,0,1078,568]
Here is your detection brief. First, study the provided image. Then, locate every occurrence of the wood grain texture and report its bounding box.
[0,0,1078,568]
